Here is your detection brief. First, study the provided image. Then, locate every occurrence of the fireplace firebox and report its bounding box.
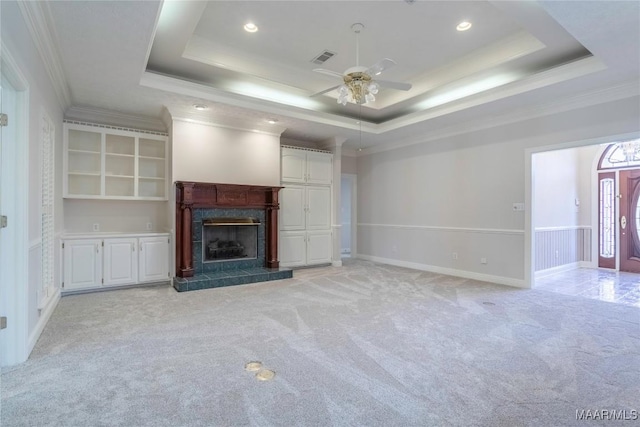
[203,217,259,262]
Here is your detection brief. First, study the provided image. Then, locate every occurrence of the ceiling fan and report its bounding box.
[311,23,412,105]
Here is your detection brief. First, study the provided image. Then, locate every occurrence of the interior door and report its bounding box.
[619,169,640,272]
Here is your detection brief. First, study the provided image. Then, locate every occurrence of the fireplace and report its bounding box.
[202,217,259,262]
[173,182,292,292]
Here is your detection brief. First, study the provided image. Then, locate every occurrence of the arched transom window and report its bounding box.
[599,139,640,169]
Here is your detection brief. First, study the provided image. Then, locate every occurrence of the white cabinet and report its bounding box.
[281,147,332,185]
[279,184,332,267]
[139,236,169,283]
[103,238,138,286]
[280,230,332,267]
[64,123,168,200]
[63,239,102,290]
[62,233,170,292]
[280,147,333,268]
[281,185,331,231]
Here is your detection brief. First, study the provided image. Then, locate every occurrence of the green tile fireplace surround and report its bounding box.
[172,207,292,292]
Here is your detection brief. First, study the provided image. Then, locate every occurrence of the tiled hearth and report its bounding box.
[172,182,292,292]
[173,208,291,292]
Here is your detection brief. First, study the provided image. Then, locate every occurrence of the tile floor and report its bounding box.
[535,268,640,307]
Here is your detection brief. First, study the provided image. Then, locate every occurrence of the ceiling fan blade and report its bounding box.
[313,68,344,79]
[375,79,412,91]
[310,84,341,97]
[366,58,397,76]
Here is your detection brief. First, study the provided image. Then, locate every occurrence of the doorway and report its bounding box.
[340,174,356,258]
[529,137,640,305]
[597,141,640,273]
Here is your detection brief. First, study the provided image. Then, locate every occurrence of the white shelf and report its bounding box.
[64,123,168,200]
[106,153,135,158]
[68,149,100,155]
[68,171,101,176]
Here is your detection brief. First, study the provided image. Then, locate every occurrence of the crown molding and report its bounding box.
[363,79,640,156]
[65,106,167,133]
[17,0,71,110]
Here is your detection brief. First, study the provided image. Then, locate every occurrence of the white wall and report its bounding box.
[64,200,168,233]
[172,119,281,186]
[532,145,601,271]
[342,154,357,175]
[534,148,582,228]
[1,0,65,363]
[357,96,640,286]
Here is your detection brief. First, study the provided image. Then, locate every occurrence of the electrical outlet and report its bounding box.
[512,203,525,211]
[392,245,398,253]
[452,252,458,260]
[146,222,153,230]
[555,250,559,258]
[480,257,487,264]
[92,223,100,232]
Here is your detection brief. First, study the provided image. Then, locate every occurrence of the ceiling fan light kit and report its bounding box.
[313,23,412,106]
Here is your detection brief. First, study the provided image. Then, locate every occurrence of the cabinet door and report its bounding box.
[139,236,169,283]
[63,239,102,290]
[307,231,332,265]
[306,152,332,185]
[306,186,331,230]
[280,185,306,230]
[281,148,306,183]
[103,238,138,286]
[280,231,307,267]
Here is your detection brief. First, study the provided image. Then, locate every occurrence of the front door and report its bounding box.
[619,169,640,272]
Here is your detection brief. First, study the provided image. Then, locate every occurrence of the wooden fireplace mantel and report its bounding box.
[175,181,283,277]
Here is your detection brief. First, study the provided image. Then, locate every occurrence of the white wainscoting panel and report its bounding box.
[534,226,592,272]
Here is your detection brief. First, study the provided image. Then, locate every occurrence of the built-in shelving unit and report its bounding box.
[64,123,168,200]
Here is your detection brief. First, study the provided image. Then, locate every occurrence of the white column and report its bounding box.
[320,137,346,267]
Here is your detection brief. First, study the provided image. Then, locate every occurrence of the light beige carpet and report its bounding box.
[2,260,639,426]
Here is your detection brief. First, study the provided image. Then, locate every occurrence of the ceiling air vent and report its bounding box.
[310,50,336,65]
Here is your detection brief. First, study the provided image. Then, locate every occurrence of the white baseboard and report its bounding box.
[536,262,581,279]
[356,254,526,288]
[28,288,61,355]
[535,261,595,279]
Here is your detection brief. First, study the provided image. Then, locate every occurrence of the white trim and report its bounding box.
[357,223,524,235]
[534,261,594,280]
[16,0,71,109]
[0,43,31,366]
[534,225,592,231]
[28,289,60,354]
[357,254,526,288]
[534,261,581,279]
[281,145,332,154]
[171,116,285,137]
[29,238,43,249]
[62,116,169,136]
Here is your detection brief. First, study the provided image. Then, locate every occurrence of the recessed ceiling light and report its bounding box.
[456,21,472,31]
[267,118,278,124]
[244,22,258,33]
[193,104,208,111]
